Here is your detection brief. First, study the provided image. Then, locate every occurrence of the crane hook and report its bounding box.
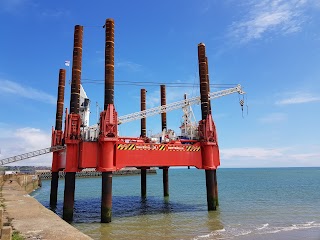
[239,98,244,118]
[238,93,248,118]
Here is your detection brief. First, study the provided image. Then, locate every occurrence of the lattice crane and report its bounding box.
[0,146,66,166]
[0,84,245,164]
[118,84,245,124]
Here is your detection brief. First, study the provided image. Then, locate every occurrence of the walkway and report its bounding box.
[1,179,92,239]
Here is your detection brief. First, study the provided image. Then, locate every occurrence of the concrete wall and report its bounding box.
[1,179,92,239]
[37,167,157,179]
[0,174,40,194]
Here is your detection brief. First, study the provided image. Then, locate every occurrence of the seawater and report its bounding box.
[31,168,320,239]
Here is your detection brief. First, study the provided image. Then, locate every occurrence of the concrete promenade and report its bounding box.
[1,179,92,240]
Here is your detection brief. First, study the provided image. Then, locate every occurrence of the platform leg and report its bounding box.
[141,169,147,198]
[205,170,217,211]
[50,171,59,207]
[63,172,76,221]
[163,167,169,197]
[214,169,219,206]
[101,171,112,223]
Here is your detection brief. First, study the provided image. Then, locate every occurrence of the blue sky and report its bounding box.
[0,0,319,167]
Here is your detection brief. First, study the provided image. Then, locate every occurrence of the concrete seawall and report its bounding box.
[37,167,157,180]
[0,174,40,194]
[0,177,92,239]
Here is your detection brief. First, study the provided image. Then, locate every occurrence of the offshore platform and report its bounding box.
[0,18,245,223]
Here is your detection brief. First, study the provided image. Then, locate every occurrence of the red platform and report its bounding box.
[52,104,220,173]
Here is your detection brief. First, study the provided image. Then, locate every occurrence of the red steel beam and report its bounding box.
[78,141,220,170]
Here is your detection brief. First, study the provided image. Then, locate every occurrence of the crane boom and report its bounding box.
[0,145,66,166]
[0,85,245,165]
[118,84,245,124]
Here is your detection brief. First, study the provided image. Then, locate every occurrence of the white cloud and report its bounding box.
[0,79,56,104]
[116,61,142,72]
[228,0,310,43]
[276,91,320,105]
[0,127,52,166]
[220,146,320,167]
[259,112,287,123]
[221,147,286,160]
[41,9,69,18]
[0,0,30,13]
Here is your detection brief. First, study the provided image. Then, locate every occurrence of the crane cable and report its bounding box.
[238,93,248,118]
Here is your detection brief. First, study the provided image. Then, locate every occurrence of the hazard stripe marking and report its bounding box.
[117,144,200,151]
[186,146,201,152]
[159,145,166,150]
[117,144,136,150]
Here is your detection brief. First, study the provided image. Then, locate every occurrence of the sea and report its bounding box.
[31,168,320,240]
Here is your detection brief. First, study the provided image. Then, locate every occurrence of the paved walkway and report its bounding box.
[1,180,92,240]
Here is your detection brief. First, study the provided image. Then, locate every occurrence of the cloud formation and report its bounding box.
[41,9,69,18]
[0,127,52,166]
[276,91,320,105]
[220,146,320,167]
[228,0,310,43]
[221,147,286,160]
[0,79,56,104]
[116,61,142,72]
[259,112,287,123]
[0,0,32,13]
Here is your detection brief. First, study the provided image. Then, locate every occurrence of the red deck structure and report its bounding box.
[50,18,220,223]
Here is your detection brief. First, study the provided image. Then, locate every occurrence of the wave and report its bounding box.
[256,223,269,230]
[280,222,320,232]
[257,221,320,235]
[193,221,320,240]
[192,229,225,240]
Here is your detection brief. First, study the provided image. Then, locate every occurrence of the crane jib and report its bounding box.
[118,84,245,124]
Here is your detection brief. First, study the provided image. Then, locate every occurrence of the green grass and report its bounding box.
[12,231,24,240]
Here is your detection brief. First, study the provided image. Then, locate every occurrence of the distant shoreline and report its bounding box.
[36,167,157,180]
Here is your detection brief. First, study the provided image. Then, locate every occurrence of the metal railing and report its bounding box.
[0,145,66,166]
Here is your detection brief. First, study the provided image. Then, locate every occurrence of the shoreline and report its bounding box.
[36,167,157,179]
[235,227,320,240]
[1,178,92,239]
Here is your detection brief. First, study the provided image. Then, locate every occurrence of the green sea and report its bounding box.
[31,168,320,239]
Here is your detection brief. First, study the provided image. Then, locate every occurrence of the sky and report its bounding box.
[0,0,319,167]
